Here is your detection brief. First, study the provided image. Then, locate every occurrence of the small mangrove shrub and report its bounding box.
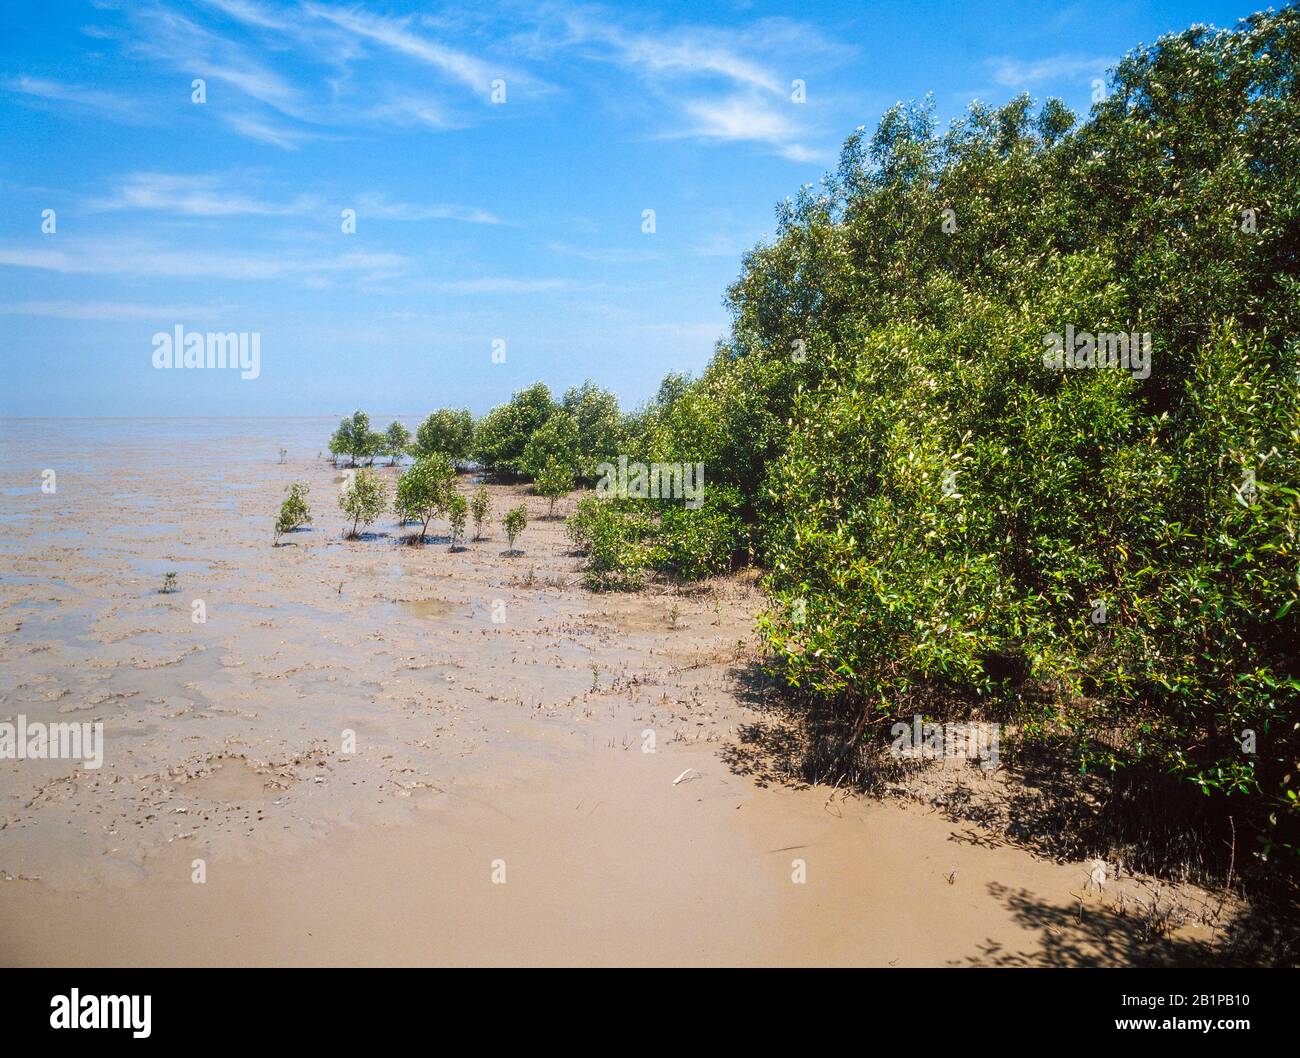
[470,485,492,540]
[504,504,528,553]
[384,421,411,465]
[446,492,469,550]
[394,455,455,541]
[274,481,312,542]
[338,467,387,538]
[535,460,573,518]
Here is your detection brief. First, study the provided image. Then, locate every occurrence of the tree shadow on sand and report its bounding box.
[719,660,915,792]
[719,658,1298,966]
[953,882,1217,967]
[399,532,450,546]
[723,660,1238,868]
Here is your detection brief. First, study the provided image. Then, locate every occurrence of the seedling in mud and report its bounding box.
[160,572,179,594]
[274,481,312,543]
[535,460,573,518]
[504,505,528,553]
[394,455,454,541]
[339,467,388,539]
[446,492,469,550]
[470,485,491,540]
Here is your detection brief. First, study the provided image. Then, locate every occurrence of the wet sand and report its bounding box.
[0,418,1219,965]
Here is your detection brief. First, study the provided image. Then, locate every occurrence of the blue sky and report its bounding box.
[0,0,1260,417]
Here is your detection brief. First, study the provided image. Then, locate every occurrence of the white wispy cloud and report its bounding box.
[0,240,410,281]
[679,94,824,160]
[0,300,226,321]
[690,230,765,258]
[220,111,320,150]
[990,54,1112,88]
[644,320,727,343]
[610,31,783,93]
[82,173,498,226]
[428,277,571,294]
[550,7,842,161]
[199,0,291,32]
[553,9,806,90]
[3,75,147,120]
[130,5,307,116]
[302,2,529,94]
[548,242,660,264]
[354,193,500,225]
[90,1,536,145]
[363,94,460,131]
[91,172,321,216]
[41,1,835,159]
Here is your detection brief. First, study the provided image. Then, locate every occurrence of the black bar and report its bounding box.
[0,967,1287,1045]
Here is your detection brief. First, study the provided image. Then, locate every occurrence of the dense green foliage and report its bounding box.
[566,497,657,590]
[574,8,1300,868]
[414,408,474,462]
[521,409,580,478]
[334,381,621,483]
[468,381,622,480]
[561,382,623,479]
[472,383,556,475]
[566,485,748,590]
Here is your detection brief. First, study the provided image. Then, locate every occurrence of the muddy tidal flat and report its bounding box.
[0,417,1220,966]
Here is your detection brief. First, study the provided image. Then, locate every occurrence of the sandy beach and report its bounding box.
[0,417,1222,966]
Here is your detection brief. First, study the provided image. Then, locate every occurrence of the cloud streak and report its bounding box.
[0,299,227,321]
[85,172,499,225]
[990,54,1112,88]
[303,3,518,93]
[91,172,320,216]
[16,2,844,160]
[3,75,148,120]
[0,240,410,282]
[550,8,847,161]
